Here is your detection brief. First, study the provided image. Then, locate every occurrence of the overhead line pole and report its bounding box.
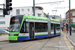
[48,13,51,37]
[33,0,35,39]
[69,0,71,35]
[33,0,35,16]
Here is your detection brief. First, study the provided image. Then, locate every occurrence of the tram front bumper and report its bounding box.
[9,32,19,41]
[9,36,18,41]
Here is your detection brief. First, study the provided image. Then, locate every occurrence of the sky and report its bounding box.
[0,0,75,18]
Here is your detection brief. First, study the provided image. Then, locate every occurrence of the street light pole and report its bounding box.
[33,0,35,39]
[48,13,51,37]
[69,0,71,35]
[33,0,35,16]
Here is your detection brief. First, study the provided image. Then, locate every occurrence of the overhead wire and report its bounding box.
[35,0,64,5]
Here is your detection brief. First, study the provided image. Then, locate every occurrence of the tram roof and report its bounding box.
[23,15,60,23]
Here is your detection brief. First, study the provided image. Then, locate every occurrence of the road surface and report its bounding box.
[0,32,74,50]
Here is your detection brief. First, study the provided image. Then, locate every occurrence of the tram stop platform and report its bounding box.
[63,31,75,47]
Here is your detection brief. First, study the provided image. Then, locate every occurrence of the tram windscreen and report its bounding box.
[9,16,23,32]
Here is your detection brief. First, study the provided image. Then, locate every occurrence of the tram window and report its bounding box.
[51,23,54,29]
[26,22,29,33]
[20,22,25,33]
[56,24,60,31]
[56,24,60,28]
[35,23,48,32]
[51,23,54,32]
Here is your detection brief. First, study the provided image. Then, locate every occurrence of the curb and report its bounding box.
[66,36,75,47]
[0,40,8,42]
[0,34,8,36]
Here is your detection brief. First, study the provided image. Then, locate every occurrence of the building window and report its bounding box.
[72,18,75,23]
[16,9,20,15]
[0,10,3,13]
[0,15,3,17]
[0,10,3,17]
[38,14,41,17]
[22,9,24,11]
[28,9,30,11]
[0,21,5,24]
[52,17,55,19]
[72,12,75,16]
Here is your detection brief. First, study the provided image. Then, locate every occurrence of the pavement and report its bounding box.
[0,35,8,41]
[63,31,75,47]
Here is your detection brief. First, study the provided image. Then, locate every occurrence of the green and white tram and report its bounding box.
[9,15,60,42]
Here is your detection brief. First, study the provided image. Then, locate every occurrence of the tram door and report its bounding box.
[29,22,34,39]
[54,24,56,36]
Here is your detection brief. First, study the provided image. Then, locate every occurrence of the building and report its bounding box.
[63,18,66,26]
[66,9,75,24]
[62,18,66,29]
[11,6,44,17]
[66,9,75,31]
[0,8,10,29]
[0,6,44,29]
[0,8,3,17]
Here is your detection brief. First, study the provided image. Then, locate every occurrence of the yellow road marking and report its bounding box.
[65,41,71,50]
[66,41,73,50]
[64,35,67,40]
[62,32,73,50]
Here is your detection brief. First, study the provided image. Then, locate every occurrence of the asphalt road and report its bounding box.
[0,32,75,50]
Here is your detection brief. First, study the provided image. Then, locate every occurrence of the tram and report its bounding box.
[9,15,61,42]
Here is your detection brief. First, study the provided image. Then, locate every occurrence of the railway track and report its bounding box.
[0,40,9,45]
[39,36,61,50]
[39,38,50,50]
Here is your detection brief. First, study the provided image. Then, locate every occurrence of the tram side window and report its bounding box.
[56,24,60,31]
[35,23,48,32]
[51,23,54,32]
[51,23,54,29]
[25,22,29,33]
[20,22,25,33]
